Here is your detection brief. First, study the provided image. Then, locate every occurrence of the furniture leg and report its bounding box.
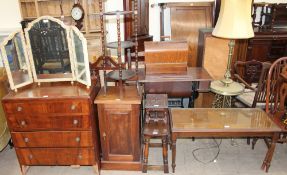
[162,136,169,173]
[93,164,100,175]
[20,165,30,175]
[142,137,150,173]
[171,136,177,173]
[252,137,258,149]
[8,139,14,149]
[261,133,279,172]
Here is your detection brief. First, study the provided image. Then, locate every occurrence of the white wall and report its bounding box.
[0,0,22,36]
[149,0,287,41]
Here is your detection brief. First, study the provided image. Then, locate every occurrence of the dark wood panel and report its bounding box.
[12,131,93,148]
[16,148,95,165]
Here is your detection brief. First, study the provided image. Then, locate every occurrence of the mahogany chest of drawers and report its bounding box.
[2,83,101,175]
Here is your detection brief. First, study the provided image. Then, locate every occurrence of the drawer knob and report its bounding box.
[78,154,82,160]
[17,106,22,112]
[73,119,79,125]
[29,154,33,159]
[20,120,26,126]
[24,138,29,143]
[71,105,76,110]
[75,137,80,142]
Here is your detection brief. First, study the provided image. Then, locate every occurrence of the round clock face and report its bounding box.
[71,6,83,20]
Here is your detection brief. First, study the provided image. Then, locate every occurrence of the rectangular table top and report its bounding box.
[170,108,281,133]
[138,67,212,83]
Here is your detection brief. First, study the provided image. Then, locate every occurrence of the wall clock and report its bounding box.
[71,1,84,30]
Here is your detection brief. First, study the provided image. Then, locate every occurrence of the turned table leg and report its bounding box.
[172,136,177,173]
[142,137,150,173]
[261,133,279,172]
[162,136,169,173]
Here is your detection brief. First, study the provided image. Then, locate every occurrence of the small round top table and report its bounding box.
[210,80,244,108]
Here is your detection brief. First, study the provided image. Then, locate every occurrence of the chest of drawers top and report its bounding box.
[2,84,93,101]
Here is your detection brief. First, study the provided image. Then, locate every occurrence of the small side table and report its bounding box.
[210,80,244,108]
[143,94,169,173]
[145,94,169,123]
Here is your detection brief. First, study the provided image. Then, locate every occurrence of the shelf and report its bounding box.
[20,0,35,3]
[23,16,38,20]
[107,41,135,49]
[107,70,136,81]
[103,10,134,16]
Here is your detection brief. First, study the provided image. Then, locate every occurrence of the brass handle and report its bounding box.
[17,106,22,112]
[71,105,76,111]
[78,154,82,160]
[73,119,79,125]
[103,132,106,141]
[75,137,80,142]
[20,120,26,126]
[29,154,33,159]
[24,138,29,143]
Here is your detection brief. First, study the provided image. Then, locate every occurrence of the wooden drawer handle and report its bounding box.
[17,106,22,112]
[73,119,79,125]
[24,138,29,143]
[71,105,76,111]
[75,137,80,142]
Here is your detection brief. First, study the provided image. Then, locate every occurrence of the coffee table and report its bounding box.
[170,108,281,173]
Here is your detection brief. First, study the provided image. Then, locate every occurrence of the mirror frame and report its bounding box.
[70,26,91,88]
[25,16,76,83]
[0,30,33,92]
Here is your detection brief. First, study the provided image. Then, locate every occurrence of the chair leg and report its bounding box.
[252,138,258,150]
[247,137,250,145]
[142,137,150,173]
[162,136,169,173]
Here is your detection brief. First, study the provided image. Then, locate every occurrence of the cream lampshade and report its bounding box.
[210,0,255,106]
[212,0,254,39]
[211,0,254,87]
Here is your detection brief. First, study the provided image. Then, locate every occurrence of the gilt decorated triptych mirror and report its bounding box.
[0,16,91,92]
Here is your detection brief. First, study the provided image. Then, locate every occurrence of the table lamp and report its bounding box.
[211,0,254,96]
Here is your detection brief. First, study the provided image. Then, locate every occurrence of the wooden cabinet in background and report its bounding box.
[245,31,287,62]
[95,86,142,171]
[18,0,102,62]
[167,2,214,67]
[2,82,101,175]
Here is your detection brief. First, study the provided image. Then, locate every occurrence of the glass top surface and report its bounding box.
[171,108,280,132]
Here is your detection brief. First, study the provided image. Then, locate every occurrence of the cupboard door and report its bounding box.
[98,104,140,162]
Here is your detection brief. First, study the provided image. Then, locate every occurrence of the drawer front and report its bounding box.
[6,115,91,131]
[3,100,89,115]
[16,148,95,165]
[3,102,29,114]
[12,131,93,148]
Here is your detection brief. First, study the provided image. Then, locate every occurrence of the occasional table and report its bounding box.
[170,108,281,173]
[210,80,244,108]
[138,67,213,107]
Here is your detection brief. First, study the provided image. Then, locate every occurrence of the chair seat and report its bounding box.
[143,122,169,137]
[235,90,266,108]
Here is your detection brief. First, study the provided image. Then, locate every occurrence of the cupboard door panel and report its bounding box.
[98,104,140,162]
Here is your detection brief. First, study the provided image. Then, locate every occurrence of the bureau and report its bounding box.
[2,82,101,175]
